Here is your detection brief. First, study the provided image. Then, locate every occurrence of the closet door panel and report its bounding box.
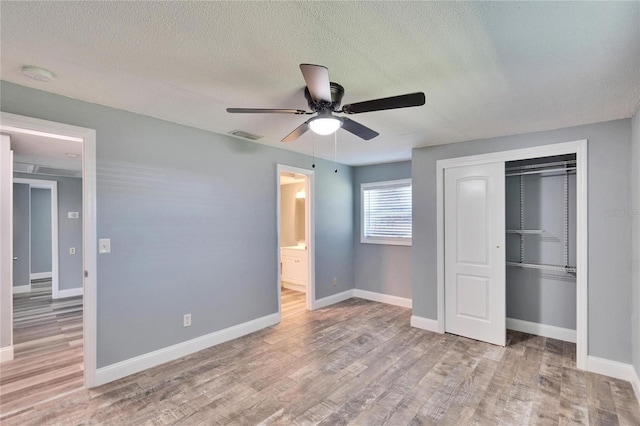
[445,162,506,346]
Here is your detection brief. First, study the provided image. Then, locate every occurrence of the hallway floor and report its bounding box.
[0,279,83,416]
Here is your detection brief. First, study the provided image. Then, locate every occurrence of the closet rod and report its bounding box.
[506,167,576,177]
[506,160,576,172]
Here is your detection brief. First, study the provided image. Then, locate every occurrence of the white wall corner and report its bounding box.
[312,289,354,310]
[353,289,412,309]
[54,287,83,299]
[94,312,280,387]
[587,356,639,404]
[12,284,31,294]
[506,318,577,343]
[410,315,440,333]
[0,345,14,362]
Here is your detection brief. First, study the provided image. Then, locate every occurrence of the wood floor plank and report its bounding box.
[2,294,639,425]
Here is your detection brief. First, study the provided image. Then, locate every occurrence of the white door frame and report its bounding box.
[0,112,98,387]
[0,134,14,362]
[276,164,315,315]
[436,139,588,369]
[13,179,59,296]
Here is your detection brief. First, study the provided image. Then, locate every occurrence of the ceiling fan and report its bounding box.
[227,64,426,143]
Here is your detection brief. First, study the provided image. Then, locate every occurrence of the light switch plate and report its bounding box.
[99,238,111,254]
[70,247,76,255]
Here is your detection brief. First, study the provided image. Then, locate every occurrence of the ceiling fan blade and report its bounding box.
[342,92,425,114]
[282,121,310,143]
[299,64,332,103]
[341,117,379,140]
[227,108,308,114]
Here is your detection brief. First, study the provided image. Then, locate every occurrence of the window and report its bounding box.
[361,179,412,246]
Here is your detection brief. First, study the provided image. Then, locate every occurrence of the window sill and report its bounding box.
[360,238,412,247]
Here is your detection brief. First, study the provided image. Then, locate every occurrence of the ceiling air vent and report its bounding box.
[14,162,36,173]
[229,130,263,141]
[34,165,81,178]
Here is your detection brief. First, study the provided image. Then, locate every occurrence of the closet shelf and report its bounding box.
[507,261,576,273]
[506,229,543,235]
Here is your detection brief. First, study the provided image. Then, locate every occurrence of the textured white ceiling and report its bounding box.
[1,2,639,165]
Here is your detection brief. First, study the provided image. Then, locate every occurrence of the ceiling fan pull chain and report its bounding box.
[312,133,316,169]
[334,132,338,174]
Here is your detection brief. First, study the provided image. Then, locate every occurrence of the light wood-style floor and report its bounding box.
[2,296,639,425]
[0,279,83,416]
[281,287,306,318]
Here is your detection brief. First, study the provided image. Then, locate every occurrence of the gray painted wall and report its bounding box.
[505,170,577,329]
[56,176,83,291]
[631,108,640,378]
[30,187,52,274]
[1,81,354,368]
[12,183,30,288]
[14,174,84,291]
[280,182,305,248]
[413,119,633,363]
[353,161,412,299]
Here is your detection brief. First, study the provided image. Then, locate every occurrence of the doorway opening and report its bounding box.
[436,140,587,369]
[0,112,97,416]
[277,165,315,318]
[12,179,62,295]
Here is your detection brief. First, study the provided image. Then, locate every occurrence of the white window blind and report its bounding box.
[361,179,412,246]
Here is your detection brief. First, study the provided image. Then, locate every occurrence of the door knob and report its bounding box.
[13,257,17,260]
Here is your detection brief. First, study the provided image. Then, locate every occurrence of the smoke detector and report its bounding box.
[21,66,54,82]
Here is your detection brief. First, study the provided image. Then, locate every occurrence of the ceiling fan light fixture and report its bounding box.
[308,116,343,136]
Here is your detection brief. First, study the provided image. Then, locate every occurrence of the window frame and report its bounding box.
[360,178,412,246]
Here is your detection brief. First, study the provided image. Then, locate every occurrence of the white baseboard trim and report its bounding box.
[506,317,576,343]
[0,345,14,362]
[31,272,52,280]
[95,312,280,386]
[631,367,640,405]
[13,284,31,294]
[587,356,639,402]
[353,289,412,309]
[312,290,354,310]
[282,282,306,293]
[54,287,83,299]
[410,315,440,333]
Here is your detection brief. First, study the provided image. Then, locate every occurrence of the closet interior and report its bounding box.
[505,154,577,335]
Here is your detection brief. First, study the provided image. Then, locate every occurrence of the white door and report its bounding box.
[1,134,14,356]
[444,162,505,346]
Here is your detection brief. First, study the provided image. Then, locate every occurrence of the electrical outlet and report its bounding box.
[69,247,76,255]
[333,277,337,286]
[183,314,191,327]
[99,238,111,254]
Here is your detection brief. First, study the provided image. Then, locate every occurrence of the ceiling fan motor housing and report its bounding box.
[227,63,425,142]
[305,82,344,112]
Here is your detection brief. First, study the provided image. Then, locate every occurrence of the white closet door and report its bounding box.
[445,162,505,346]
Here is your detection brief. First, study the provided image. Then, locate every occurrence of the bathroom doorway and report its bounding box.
[276,165,315,318]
